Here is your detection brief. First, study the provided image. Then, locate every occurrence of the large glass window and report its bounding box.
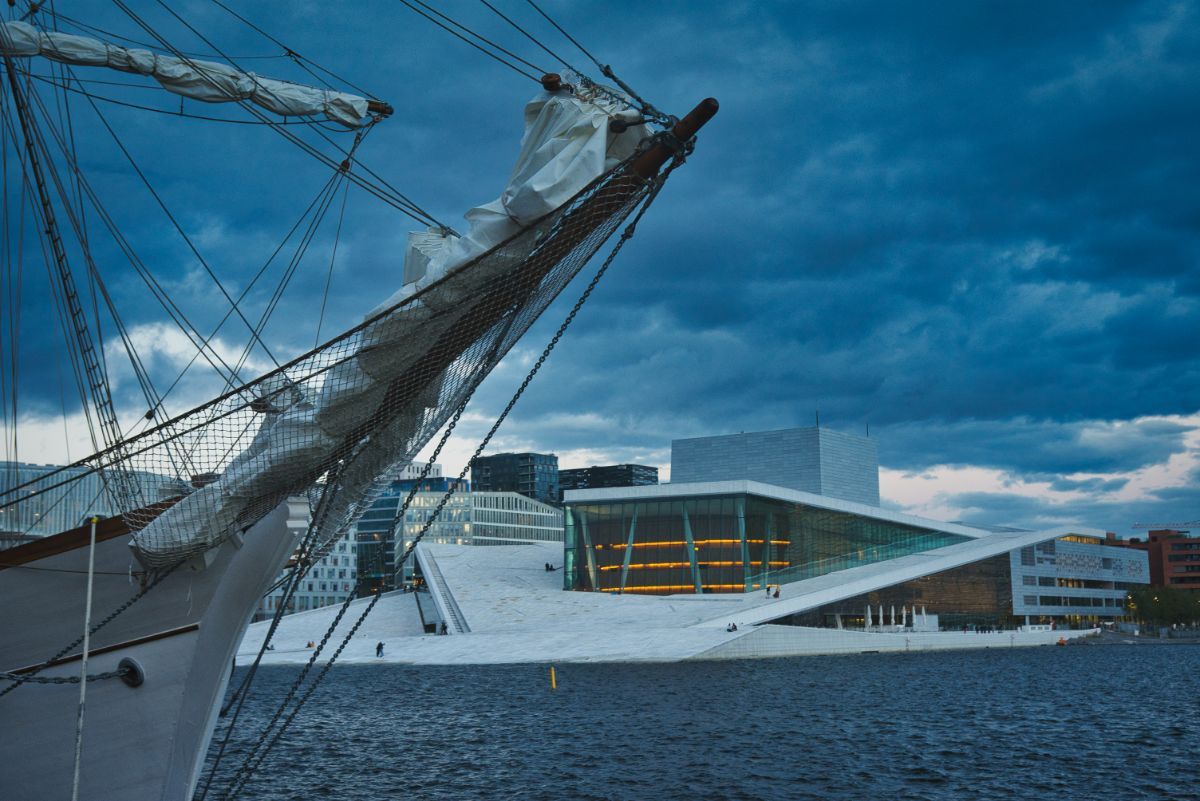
[565,493,968,594]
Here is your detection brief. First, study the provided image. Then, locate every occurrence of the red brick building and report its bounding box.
[1120,530,1200,591]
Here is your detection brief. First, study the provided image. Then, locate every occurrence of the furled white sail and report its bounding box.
[129,77,649,566]
[380,75,650,314]
[0,20,371,126]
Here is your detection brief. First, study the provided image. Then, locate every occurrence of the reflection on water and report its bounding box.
[203,644,1199,800]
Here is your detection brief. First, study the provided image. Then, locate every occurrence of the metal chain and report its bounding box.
[221,158,687,799]
[213,396,476,799]
[0,666,131,684]
[220,592,381,798]
[0,560,181,698]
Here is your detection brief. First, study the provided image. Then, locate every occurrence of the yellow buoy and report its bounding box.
[549,665,557,690]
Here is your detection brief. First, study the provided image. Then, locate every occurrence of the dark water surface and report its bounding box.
[203,644,1200,800]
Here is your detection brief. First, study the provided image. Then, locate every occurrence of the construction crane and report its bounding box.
[1131,520,1200,530]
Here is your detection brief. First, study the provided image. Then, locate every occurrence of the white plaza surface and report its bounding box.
[239,541,1095,665]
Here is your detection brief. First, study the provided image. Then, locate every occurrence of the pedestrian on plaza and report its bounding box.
[376,641,384,658]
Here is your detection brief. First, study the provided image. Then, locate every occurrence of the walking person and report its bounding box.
[375,641,384,658]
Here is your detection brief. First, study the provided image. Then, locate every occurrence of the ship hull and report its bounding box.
[0,499,305,801]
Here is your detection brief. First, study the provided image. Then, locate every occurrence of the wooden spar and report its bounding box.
[631,97,720,179]
[367,100,395,117]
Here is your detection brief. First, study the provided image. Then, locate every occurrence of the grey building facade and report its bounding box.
[559,464,658,498]
[670,427,880,507]
[1008,535,1147,621]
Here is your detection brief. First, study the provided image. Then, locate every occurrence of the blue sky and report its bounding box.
[3,0,1198,533]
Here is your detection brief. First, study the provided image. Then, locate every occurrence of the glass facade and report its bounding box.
[771,539,1148,629]
[780,555,1017,630]
[563,492,968,594]
[470,452,560,506]
[558,464,658,500]
[355,475,469,596]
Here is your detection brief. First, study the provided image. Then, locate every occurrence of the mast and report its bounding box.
[1,51,142,511]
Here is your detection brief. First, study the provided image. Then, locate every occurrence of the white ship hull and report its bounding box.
[0,500,305,801]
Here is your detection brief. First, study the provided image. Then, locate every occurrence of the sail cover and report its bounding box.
[0,21,370,126]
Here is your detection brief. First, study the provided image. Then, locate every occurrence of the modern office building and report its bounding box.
[468,492,564,545]
[562,481,1147,628]
[353,463,469,596]
[559,464,658,499]
[1122,529,1200,591]
[671,427,880,506]
[257,524,357,621]
[395,490,563,581]
[0,460,154,537]
[470,452,559,506]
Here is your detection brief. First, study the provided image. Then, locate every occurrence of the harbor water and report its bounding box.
[203,642,1199,800]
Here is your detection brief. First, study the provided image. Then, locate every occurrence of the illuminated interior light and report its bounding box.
[598,584,748,593]
[609,538,789,550]
[598,560,792,572]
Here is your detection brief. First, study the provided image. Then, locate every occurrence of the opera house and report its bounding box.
[241,427,1147,664]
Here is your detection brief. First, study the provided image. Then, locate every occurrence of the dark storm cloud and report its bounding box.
[464,0,1200,488]
[940,482,1200,533]
[1047,477,1130,495]
[876,418,1191,475]
[7,1,1197,527]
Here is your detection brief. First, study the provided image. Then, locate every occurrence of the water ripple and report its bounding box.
[202,644,1200,800]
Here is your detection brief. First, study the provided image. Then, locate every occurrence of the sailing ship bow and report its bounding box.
[1,16,717,572]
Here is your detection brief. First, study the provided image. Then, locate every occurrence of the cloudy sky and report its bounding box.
[3,0,1197,534]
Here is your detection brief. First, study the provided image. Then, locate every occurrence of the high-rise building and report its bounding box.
[559,464,658,499]
[469,452,559,506]
[670,426,879,507]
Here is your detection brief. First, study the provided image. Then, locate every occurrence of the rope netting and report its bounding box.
[0,164,652,567]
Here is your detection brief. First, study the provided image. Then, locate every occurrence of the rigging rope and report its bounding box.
[0,76,246,394]
[113,0,449,231]
[522,0,606,75]
[207,0,375,98]
[154,167,348,417]
[22,85,166,414]
[477,0,573,72]
[520,0,671,127]
[219,148,688,799]
[39,8,293,61]
[395,0,545,82]
[314,179,351,347]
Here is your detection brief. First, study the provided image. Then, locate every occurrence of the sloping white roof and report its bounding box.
[691,526,1104,628]
[564,479,994,540]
